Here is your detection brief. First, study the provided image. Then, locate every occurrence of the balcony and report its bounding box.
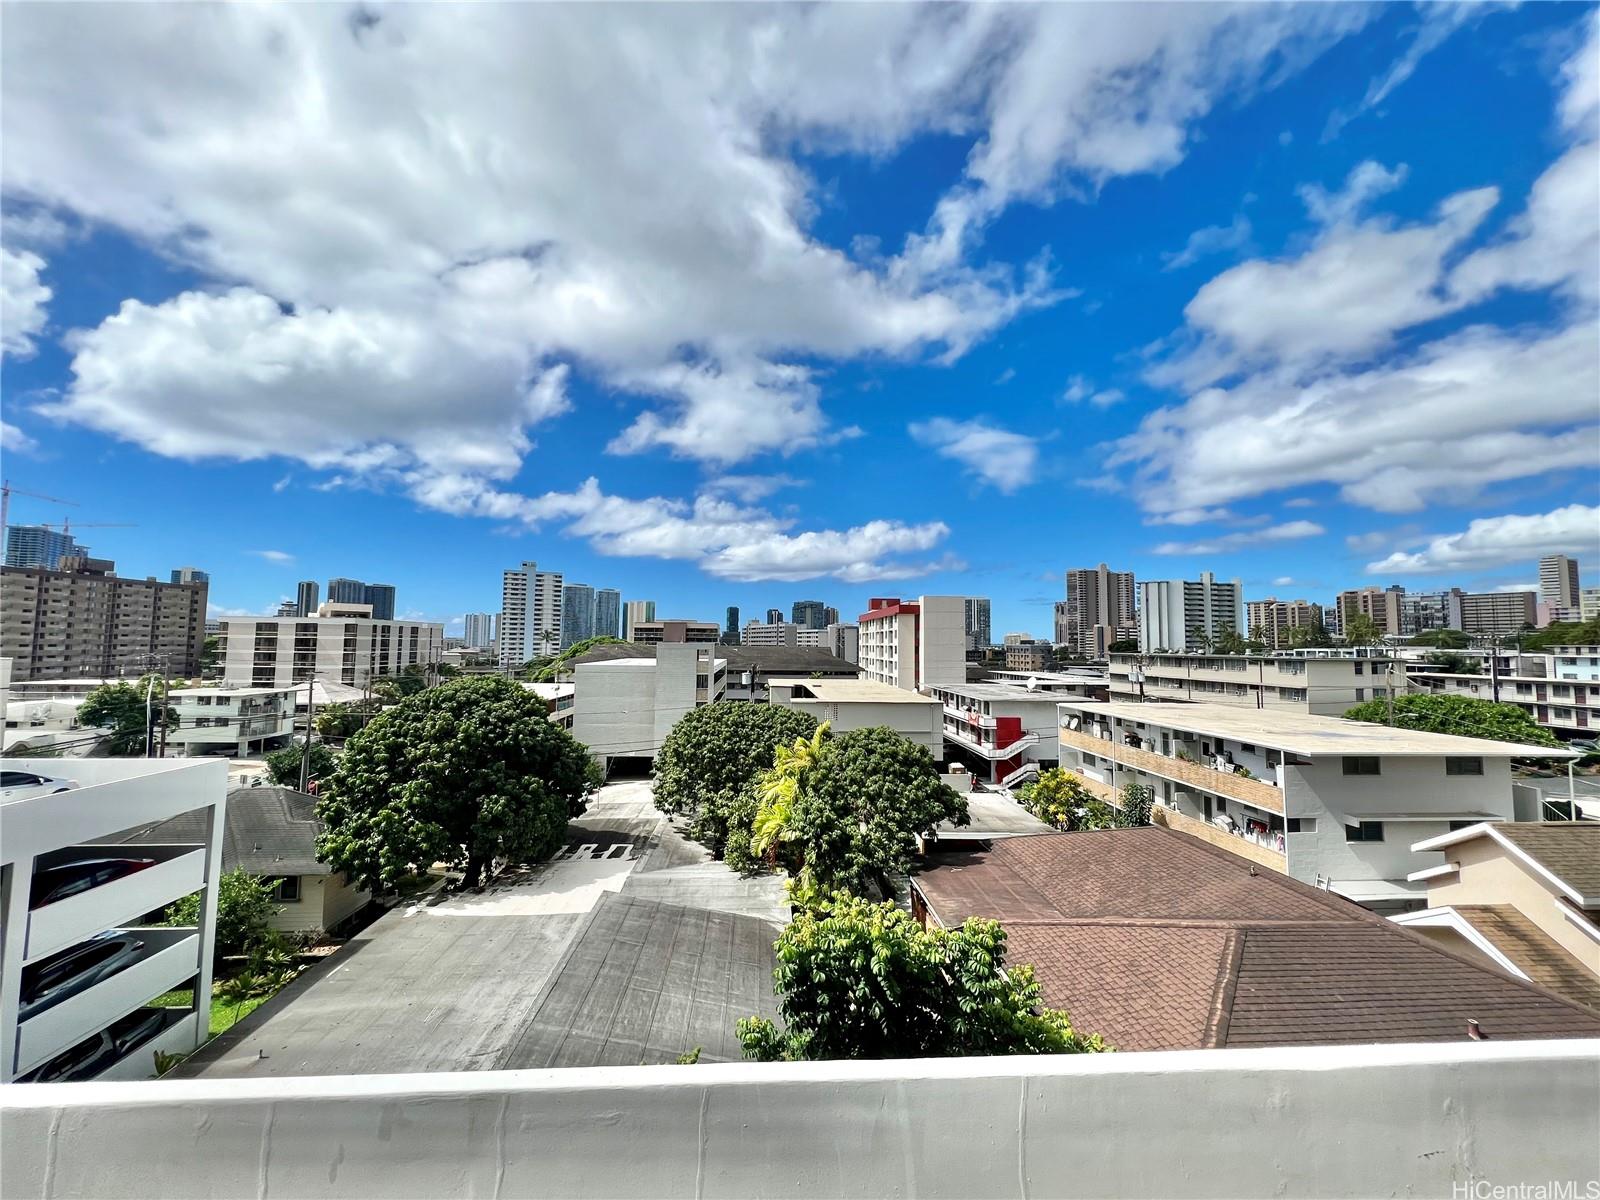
[1151,805,1287,872]
[1059,726,1285,814]
[943,722,1039,760]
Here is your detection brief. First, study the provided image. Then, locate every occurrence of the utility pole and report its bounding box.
[1385,656,1396,727]
[144,675,157,758]
[1488,636,1502,704]
[299,675,318,792]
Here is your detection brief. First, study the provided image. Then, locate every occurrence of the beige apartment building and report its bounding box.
[1245,598,1324,650]
[217,614,444,689]
[1107,650,1404,716]
[0,556,207,681]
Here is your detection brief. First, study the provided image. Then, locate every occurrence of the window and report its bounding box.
[1215,798,1227,814]
[1287,817,1317,834]
[269,876,301,902]
[1344,821,1384,843]
[1342,756,1381,776]
[1353,662,1364,675]
[1354,688,1365,702]
[1448,820,1480,832]
[1445,756,1484,776]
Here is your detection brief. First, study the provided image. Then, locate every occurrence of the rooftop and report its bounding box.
[931,682,1073,702]
[568,642,860,676]
[117,785,328,876]
[767,677,938,705]
[1412,821,1600,903]
[1056,698,1579,759]
[914,827,1600,1051]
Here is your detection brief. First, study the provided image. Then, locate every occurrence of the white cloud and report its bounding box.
[1364,505,1600,575]
[1493,581,1539,595]
[1146,507,1241,527]
[1060,374,1124,408]
[1283,497,1317,508]
[248,549,295,565]
[1,421,39,454]
[702,473,804,504]
[993,367,1016,385]
[1163,214,1252,270]
[1153,519,1324,555]
[909,417,1038,493]
[1,247,51,358]
[1272,575,1295,586]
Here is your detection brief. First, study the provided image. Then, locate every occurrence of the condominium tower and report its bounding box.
[623,599,656,641]
[1062,564,1137,658]
[1138,572,1245,654]
[500,560,563,669]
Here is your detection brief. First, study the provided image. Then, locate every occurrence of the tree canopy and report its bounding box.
[528,636,626,682]
[317,675,599,890]
[755,726,968,895]
[1516,617,1600,651]
[1284,621,1334,649]
[1106,638,1139,654]
[1411,628,1471,649]
[265,742,337,788]
[652,701,820,856]
[1017,770,1150,832]
[1341,614,1386,647]
[1344,693,1559,747]
[165,867,278,956]
[77,678,177,756]
[737,893,1107,1061]
[1421,650,1480,675]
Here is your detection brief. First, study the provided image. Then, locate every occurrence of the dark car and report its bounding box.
[19,933,146,1022]
[14,1008,172,1083]
[30,857,158,909]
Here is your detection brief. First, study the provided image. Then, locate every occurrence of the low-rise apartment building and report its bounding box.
[857,596,965,692]
[1408,645,1600,740]
[741,621,799,647]
[632,620,719,644]
[1393,822,1600,1013]
[571,644,726,772]
[1054,698,1578,911]
[1108,651,1405,715]
[168,685,297,758]
[767,678,942,760]
[1003,641,1052,672]
[522,682,577,731]
[926,682,1061,787]
[216,615,444,689]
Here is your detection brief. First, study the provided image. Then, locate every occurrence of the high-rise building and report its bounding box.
[962,597,992,652]
[463,612,495,649]
[561,583,597,649]
[500,560,563,669]
[1540,555,1581,615]
[1062,564,1137,658]
[595,589,622,640]
[295,580,320,617]
[765,608,784,624]
[623,599,656,641]
[5,524,87,571]
[723,606,740,645]
[1458,590,1537,636]
[364,583,396,622]
[327,577,366,605]
[858,596,965,691]
[170,566,210,585]
[823,606,840,627]
[1,556,208,681]
[1336,586,1407,638]
[1245,598,1324,651]
[632,620,719,644]
[217,614,443,688]
[1138,572,1244,654]
[792,600,826,630]
[824,623,859,664]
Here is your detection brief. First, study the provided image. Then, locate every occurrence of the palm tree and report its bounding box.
[751,722,830,865]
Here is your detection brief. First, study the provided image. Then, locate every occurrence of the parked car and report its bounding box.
[14,1007,171,1083]
[18,933,145,1022]
[1,770,79,800]
[30,857,158,909]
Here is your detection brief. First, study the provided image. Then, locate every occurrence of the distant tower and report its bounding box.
[364,583,396,621]
[724,606,741,645]
[561,583,597,649]
[327,577,366,605]
[765,607,784,624]
[594,589,622,640]
[295,580,320,617]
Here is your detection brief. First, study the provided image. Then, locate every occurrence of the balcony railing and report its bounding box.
[943,725,1039,760]
[1059,726,1285,814]
[1152,804,1287,871]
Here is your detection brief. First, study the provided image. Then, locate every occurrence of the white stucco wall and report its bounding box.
[5,1040,1596,1199]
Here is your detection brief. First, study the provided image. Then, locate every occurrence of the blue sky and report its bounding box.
[2,3,1596,637]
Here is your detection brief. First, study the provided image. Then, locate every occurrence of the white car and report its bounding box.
[1,770,80,800]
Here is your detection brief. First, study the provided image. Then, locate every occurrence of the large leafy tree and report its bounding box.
[317,676,599,889]
[1519,616,1600,651]
[1284,620,1334,649]
[78,678,177,756]
[1106,638,1139,654]
[1421,651,1480,675]
[653,702,819,856]
[1344,693,1559,748]
[774,726,968,895]
[165,867,278,956]
[1411,628,1470,649]
[265,742,337,788]
[1016,768,1097,831]
[737,893,1107,1061]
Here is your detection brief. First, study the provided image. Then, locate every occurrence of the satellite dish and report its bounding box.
[1026,676,1040,691]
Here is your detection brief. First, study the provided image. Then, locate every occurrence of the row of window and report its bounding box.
[1340,755,1483,776]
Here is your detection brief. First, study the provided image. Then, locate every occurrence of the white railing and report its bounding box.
[1000,761,1040,788]
[943,726,1040,759]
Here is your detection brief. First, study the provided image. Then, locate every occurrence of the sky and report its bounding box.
[1,2,1597,638]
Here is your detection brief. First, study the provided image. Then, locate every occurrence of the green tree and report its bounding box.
[78,678,177,756]
[313,702,362,739]
[1016,768,1097,831]
[265,742,337,787]
[1116,781,1154,827]
[1212,626,1251,655]
[1422,651,1480,675]
[1520,616,1600,651]
[750,722,830,865]
[317,675,599,890]
[530,636,626,682]
[1411,628,1470,649]
[1341,614,1386,647]
[776,727,967,895]
[653,702,820,857]
[1285,620,1334,649]
[164,867,278,956]
[1344,693,1559,747]
[1107,639,1139,654]
[737,893,1107,1061]
[199,635,221,674]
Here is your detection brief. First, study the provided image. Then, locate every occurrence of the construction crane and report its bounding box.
[39,521,137,535]
[0,480,78,532]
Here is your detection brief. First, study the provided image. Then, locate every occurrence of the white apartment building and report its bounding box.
[1409,646,1600,740]
[742,621,799,647]
[1109,651,1405,716]
[1138,572,1244,654]
[766,678,942,760]
[462,613,494,650]
[167,685,297,758]
[1539,554,1581,614]
[2,757,226,1082]
[857,596,965,692]
[217,616,444,690]
[522,682,577,732]
[622,599,655,640]
[926,682,1062,787]
[1581,587,1599,621]
[1055,699,1578,911]
[570,644,726,772]
[499,561,563,670]
[823,623,859,664]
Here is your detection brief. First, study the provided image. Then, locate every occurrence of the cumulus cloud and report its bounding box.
[1162,214,1252,270]
[909,417,1038,493]
[1153,519,1325,556]
[1,246,51,358]
[248,549,295,565]
[1364,505,1600,574]
[1,421,39,454]
[1060,375,1124,408]
[702,474,805,504]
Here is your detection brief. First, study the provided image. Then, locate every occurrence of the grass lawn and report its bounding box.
[149,988,272,1036]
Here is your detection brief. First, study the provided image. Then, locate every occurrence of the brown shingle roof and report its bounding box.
[1491,823,1600,899]
[913,827,1600,1051]
[1451,905,1600,1015]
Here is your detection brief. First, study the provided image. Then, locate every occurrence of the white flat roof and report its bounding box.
[768,678,937,705]
[1055,699,1579,759]
[930,682,1069,702]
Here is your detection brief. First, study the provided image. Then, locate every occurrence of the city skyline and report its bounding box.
[2,6,1596,640]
